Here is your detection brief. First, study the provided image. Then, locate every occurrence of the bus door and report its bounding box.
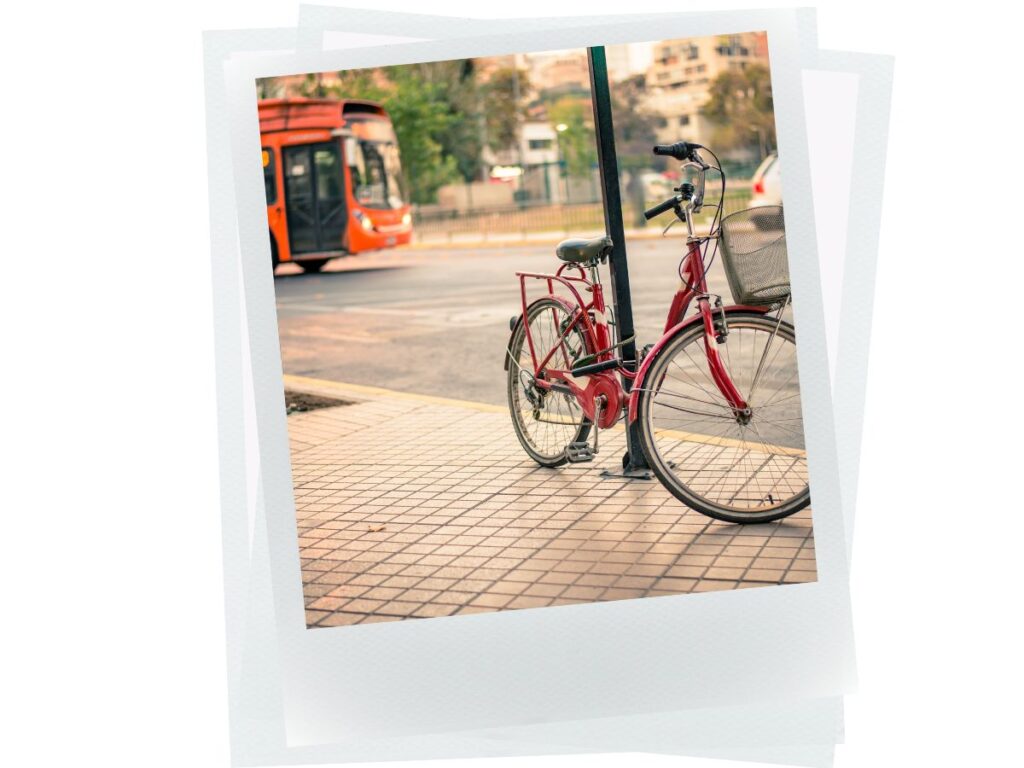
[282,142,348,254]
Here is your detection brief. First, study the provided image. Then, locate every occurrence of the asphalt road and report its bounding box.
[273,236,736,407]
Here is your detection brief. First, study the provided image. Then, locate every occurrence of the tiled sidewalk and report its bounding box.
[286,378,817,628]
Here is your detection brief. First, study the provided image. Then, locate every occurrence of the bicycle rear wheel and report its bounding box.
[506,298,591,467]
[637,312,809,523]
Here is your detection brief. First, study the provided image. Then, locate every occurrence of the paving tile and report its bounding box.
[574,572,619,588]
[505,595,555,610]
[307,595,352,612]
[468,593,515,609]
[431,590,477,606]
[288,397,816,628]
[560,585,605,601]
[539,571,578,586]
[488,580,529,596]
[375,600,423,617]
[317,612,364,627]
[412,603,461,618]
[456,605,496,615]
[360,586,406,601]
[599,588,646,601]
[693,580,738,593]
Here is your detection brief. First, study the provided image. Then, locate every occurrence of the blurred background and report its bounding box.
[258,33,777,246]
[262,33,782,404]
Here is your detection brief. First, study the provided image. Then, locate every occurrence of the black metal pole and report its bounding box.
[587,46,649,474]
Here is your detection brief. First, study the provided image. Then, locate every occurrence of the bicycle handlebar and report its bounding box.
[646,140,718,225]
[653,141,703,161]
[644,196,679,221]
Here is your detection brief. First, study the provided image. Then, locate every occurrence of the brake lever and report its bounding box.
[689,151,709,213]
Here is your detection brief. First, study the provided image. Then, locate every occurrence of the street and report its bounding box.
[274,235,738,406]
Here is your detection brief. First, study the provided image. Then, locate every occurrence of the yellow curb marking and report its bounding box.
[283,374,507,414]
[284,374,806,458]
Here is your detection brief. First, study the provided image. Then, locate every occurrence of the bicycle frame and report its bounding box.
[514,226,772,431]
[514,262,625,428]
[647,240,761,415]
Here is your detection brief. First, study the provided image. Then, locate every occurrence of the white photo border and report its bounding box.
[205,9,891,764]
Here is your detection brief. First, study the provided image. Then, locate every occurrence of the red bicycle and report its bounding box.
[505,141,808,524]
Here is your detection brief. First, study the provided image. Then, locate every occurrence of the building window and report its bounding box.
[678,115,690,126]
[528,138,553,150]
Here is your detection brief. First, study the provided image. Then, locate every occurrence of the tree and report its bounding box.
[611,74,660,168]
[415,60,486,183]
[317,66,462,204]
[481,67,530,153]
[548,97,596,179]
[611,74,662,226]
[700,63,776,158]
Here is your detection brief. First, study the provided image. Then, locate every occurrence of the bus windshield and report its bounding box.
[347,137,406,210]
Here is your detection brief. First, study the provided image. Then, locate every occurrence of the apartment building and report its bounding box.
[643,32,769,148]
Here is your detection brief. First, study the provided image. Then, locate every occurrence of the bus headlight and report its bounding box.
[354,210,375,232]
[401,212,412,227]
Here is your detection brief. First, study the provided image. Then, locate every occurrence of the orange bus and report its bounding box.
[258,98,413,273]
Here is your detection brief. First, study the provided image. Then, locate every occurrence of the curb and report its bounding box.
[283,374,506,414]
[283,374,804,456]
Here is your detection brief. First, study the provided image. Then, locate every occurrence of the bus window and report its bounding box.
[314,147,342,200]
[346,136,406,210]
[262,147,276,204]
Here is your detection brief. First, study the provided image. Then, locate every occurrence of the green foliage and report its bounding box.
[611,74,660,172]
[609,74,662,227]
[410,61,485,184]
[700,64,776,156]
[255,78,282,99]
[296,61,512,201]
[548,97,596,178]
[481,67,530,151]
[313,66,462,204]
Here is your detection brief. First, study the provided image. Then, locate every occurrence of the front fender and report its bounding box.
[627,306,771,422]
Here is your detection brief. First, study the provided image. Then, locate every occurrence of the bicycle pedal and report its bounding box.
[566,442,595,463]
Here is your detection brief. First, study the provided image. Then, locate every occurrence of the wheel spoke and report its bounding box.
[640,317,809,518]
[507,300,589,465]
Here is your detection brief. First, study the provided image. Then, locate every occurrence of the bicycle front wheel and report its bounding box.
[637,312,809,524]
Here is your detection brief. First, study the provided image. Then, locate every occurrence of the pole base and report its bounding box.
[599,451,654,480]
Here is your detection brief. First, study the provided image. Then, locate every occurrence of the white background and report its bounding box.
[2,2,1021,767]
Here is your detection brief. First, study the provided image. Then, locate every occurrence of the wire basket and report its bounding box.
[718,206,790,306]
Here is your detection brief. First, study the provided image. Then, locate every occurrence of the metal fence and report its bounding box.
[410,188,753,244]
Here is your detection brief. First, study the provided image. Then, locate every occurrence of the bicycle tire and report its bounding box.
[636,312,810,524]
[506,298,592,467]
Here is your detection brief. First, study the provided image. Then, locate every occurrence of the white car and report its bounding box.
[748,153,782,229]
[749,153,782,207]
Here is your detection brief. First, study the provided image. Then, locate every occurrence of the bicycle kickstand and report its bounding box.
[566,397,604,463]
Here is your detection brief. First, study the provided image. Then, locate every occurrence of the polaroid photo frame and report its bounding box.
[205,6,888,765]
[296,4,890,564]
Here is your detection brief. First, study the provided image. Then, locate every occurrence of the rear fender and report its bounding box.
[627,306,771,422]
[504,295,580,372]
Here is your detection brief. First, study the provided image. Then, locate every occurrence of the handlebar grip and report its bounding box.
[644,196,679,221]
[653,141,702,160]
